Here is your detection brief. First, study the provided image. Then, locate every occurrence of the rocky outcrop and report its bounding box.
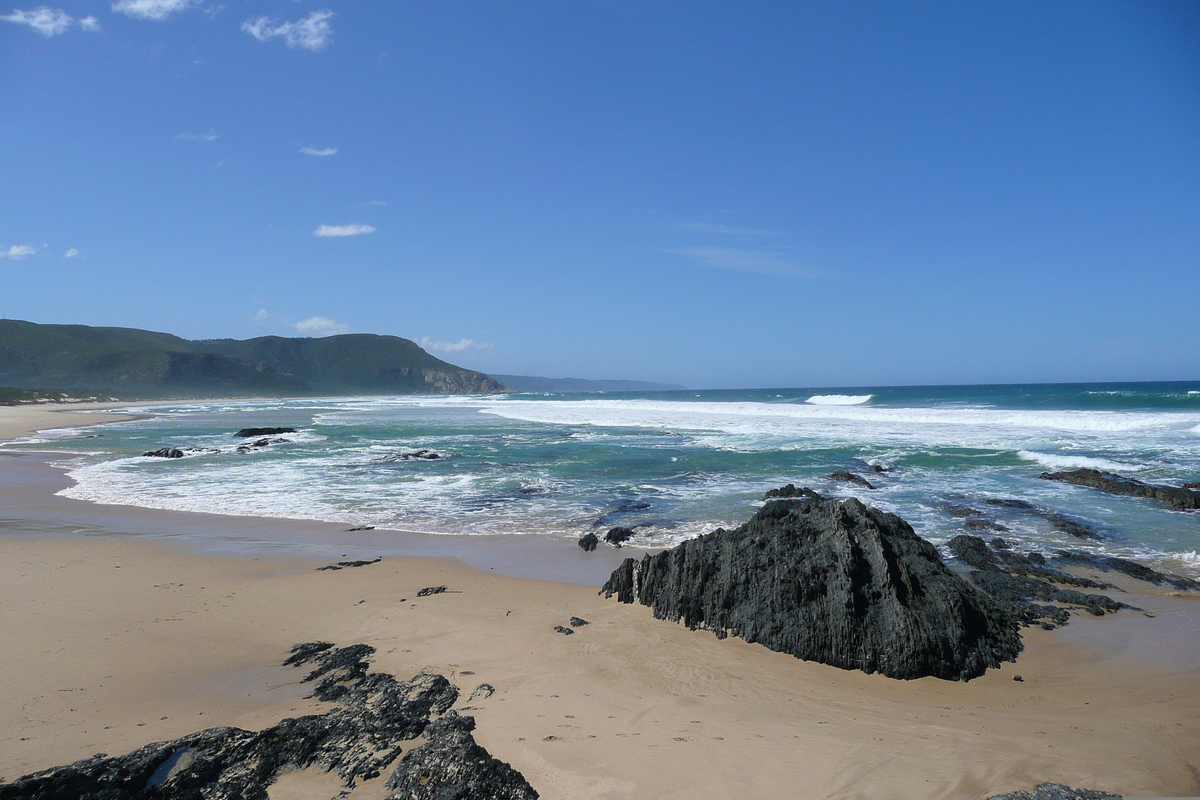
[234,427,296,437]
[985,782,1119,799]
[1040,468,1200,511]
[143,447,184,458]
[602,493,1022,681]
[829,471,874,489]
[604,527,634,547]
[946,535,1126,627]
[578,532,599,552]
[374,449,443,463]
[317,557,382,571]
[982,498,1099,539]
[0,643,536,800]
[761,484,824,501]
[384,712,538,799]
[1053,550,1199,591]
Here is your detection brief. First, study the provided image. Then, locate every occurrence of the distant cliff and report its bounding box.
[0,320,509,397]
[490,374,685,393]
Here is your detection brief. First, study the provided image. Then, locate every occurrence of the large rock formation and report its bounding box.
[1040,468,1200,511]
[602,494,1022,681]
[0,643,537,800]
[985,782,1119,799]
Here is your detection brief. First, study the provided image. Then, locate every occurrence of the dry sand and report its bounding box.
[1,406,1198,799]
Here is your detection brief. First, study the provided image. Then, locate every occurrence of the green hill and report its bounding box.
[0,320,508,397]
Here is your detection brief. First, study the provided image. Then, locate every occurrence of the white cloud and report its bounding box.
[293,316,349,337]
[663,247,819,279]
[63,248,80,258]
[418,337,494,353]
[314,223,374,237]
[360,200,388,207]
[675,223,778,237]
[111,0,199,21]
[79,15,99,30]
[2,7,73,36]
[242,9,333,51]
[2,245,39,260]
[299,146,337,156]
[176,130,220,142]
[253,308,272,325]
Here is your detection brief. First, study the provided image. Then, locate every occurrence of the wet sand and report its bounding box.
[1,406,1198,799]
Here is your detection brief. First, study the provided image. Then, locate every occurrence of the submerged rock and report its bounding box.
[384,712,538,800]
[375,449,443,463]
[0,643,529,800]
[602,493,1022,681]
[1054,550,1199,591]
[143,447,185,458]
[1040,468,1200,511]
[829,471,874,489]
[234,427,296,438]
[578,532,599,552]
[986,782,1119,799]
[593,500,652,528]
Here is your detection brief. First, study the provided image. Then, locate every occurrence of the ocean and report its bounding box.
[10,381,1200,576]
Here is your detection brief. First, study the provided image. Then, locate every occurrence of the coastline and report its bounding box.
[2,405,1199,798]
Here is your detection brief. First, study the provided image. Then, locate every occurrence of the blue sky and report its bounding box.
[1,1,1197,388]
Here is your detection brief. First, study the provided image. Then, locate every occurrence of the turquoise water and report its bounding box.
[9,381,1200,575]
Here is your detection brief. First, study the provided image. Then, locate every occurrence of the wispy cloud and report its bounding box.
[63,248,80,258]
[2,7,73,36]
[253,308,272,325]
[314,223,374,237]
[663,246,819,279]
[242,9,333,51]
[2,245,39,260]
[299,146,337,156]
[176,130,221,142]
[674,223,779,237]
[79,15,99,31]
[293,316,349,337]
[360,200,388,207]
[112,0,199,21]
[418,337,493,353]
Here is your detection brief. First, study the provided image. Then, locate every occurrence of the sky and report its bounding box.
[1,1,1198,389]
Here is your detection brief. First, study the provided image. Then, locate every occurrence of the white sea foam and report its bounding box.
[1191,391,1200,395]
[805,394,872,405]
[1016,451,1142,472]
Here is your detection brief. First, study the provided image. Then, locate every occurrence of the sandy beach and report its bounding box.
[2,405,1198,799]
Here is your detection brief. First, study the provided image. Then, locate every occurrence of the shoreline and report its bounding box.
[2,404,1199,797]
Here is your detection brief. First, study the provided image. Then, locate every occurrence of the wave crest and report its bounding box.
[805,394,873,406]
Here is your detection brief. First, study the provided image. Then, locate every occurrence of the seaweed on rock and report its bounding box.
[602,493,1022,681]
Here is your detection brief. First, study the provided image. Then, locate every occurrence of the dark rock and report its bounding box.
[384,711,538,799]
[985,782,1120,799]
[143,447,184,458]
[829,471,874,489]
[602,494,1022,681]
[468,684,495,702]
[416,586,447,597]
[1053,551,1199,591]
[347,526,376,532]
[965,518,1009,532]
[971,571,1125,618]
[604,527,635,547]
[990,538,1011,550]
[593,500,652,528]
[375,449,443,463]
[1040,468,1200,511]
[1042,512,1099,540]
[868,464,888,473]
[1012,675,1023,682]
[947,535,1000,571]
[761,484,825,501]
[234,427,296,437]
[1185,481,1200,490]
[986,498,1036,510]
[942,504,983,518]
[577,532,599,552]
[568,617,589,627]
[0,643,489,800]
[552,626,574,635]
[317,557,382,572]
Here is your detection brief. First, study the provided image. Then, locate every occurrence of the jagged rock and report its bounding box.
[0,643,472,800]
[1054,551,1199,591]
[602,494,1022,681]
[578,532,599,552]
[604,527,635,547]
[943,503,983,518]
[1040,468,1200,511]
[468,684,495,702]
[552,626,574,635]
[234,427,296,437]
[965,518,1009,532]
[568,617,589,627]
[384,711,538,799]
[947,534,1000,570]
[375,449,443,463]
[761,484,825,501]
[829,471,874,489]
[985,782,1120,799]
[416,586,447,597]
[317,557,382,572]
[143,447,185,458]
